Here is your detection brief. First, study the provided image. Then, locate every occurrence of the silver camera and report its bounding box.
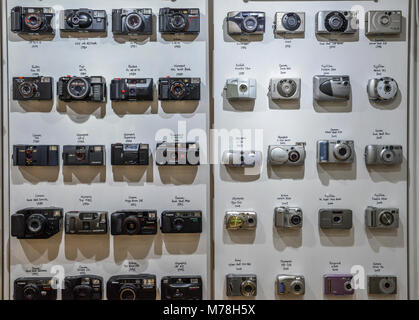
[226,274,257,297]
[366,11,402,35]
[225,78,257,100]
[227,11,266,35]
[367,276,397,295]
[276,275,305,296]
[367,77,398,102]
[269,78,300,100]
[222,150,262,168]
[313,76,351,101]
[365,145,403,166]
[365,207,399,229]
[319,209,353,230]
[316,11,358,34]
[317,140,355,164]
[225,211,257,230]
[268,143,306,166]
[274,12,305,34]
[275,207,303,229]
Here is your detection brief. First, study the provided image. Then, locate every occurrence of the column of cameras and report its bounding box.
[11,6,203,300]
[223,10,402,298]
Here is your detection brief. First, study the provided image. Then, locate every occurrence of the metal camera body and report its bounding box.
[11,6,55,35]
[227,11,265,35]
[225,211,257,231]
[110,78,154,101]
[156,142,200,166]
[226,274,257,297]
[313,75,351,101]
[225,78,257,100]
[160,211,202,234]
[161,276,203,300]
[367,276,397,295]
[65,211,108,235]
[13,145,59,166]
[112,9,153,35]
[61,8,107,32]
[111,143,150,166]
[276,275,305,296]
[159,8,200,34]
[111,210,158,235]
[158,77,201,101]
[268,143,306,166]
[317,140,355,164]
[222,150,262,168]
[62,275,103,300]
[274,12,305,34]
[269,78,301,100]
[324,274,354,295]
[62,145,106,166]
[57,76,106,102]
[107,274,157,300]
[14,277,57,300]
[316,11,358,34]
[365,145,403,166]
[275,207,303,229]
[366,11,402,35]
[367,77,399,102]
[365,206,399,229]
[13,76,53,100]
[319,209,353,230]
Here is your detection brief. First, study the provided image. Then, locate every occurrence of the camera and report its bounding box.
[367,276,397,295]
[161,211,202,234]
[275,207,303,229]
[13,77,53,100]
[11,207,63,239]
[226,274,257,297]
[274,12,305,34]
[107,275,157,300]
[319,209,353,230]
[57,76,106,102]
[324,274,354,295]
[366,11,402,35]
[365,145,403,166]
[11,6,54,34]
[158,77,201,101]
[276,275,305,296]
[365,207,399,229]
[110,78,154,101]
[367,77,398,102]
[111,211,158,235]
[65,211,108,235]
[316,11,358,34]
[268,143,306,166]
[225,211,257,230]
[222,150,262,168]
[156,142,200,166]
[159,8,200,34]
[269,78,300,100]
[111,143,149,166]
[227,12,265,35]
[60,9,107,32]
[62,275,103,300]
[62,145,105,166]
[161,276,203,300]
[317,140,355,164]
[14,277,57,300]
[112,9,153,35]
[225,78,257,100]
[313,75,351,101]
[13,145,59,166]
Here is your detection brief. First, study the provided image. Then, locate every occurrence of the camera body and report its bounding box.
[62,145,105,166]
[57,76,106,102]
[274,12,305,34]
[268,143,306,166]
[11,6,54,34]
[367,77,398,102]
[107,275,157,300]
[365,207,399,229]
[111,143,149,166]
[276,275,305,296]
[324,274,354,295]
[161,211,202,234]
[225,211,257,230]
[159,8,200,34]
[61,9,107,32]
[14,277,57,300]
[222,150,262,168]
[158,77,201,101]
[226,274,257,297]
[269,78,300,100]
[366,11,402,35]
[227,11,265,35]
[319,209,353,230]
[156,142,200,166]
[161,276,203,300]
[111,211,158,235]
[65,211,108,235]
[367,276,397,295]
[317,140,355,164]
[313,75,351,101]
[275,207,303,229]
[62,275,103,300]
[13,77,53,100]
[112,9,153,35]
[13,145,59,166]
[365,145,403,166]
[11,207,63,239]
[225,78,257,100]
[316,11,358,34]
[110,78,153,101]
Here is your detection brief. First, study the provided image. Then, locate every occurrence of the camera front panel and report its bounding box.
[107,275,157,300]
[13,76,53,100]
[111,143,150,165]
[161,211,202,234]
[11,6,55,34]
[61,9,107,32]
[13,145,59,166]
[159,8,200,34]
[319,209,353,230]
[158,77,201,101]
[65,211,108,235]
[62,145,105,166]
[161,276,203,300]
[62,275,103,300]
[14,277,57,300]
[111,211,158,235]
[324,274,354,295]
[226,274,257,297]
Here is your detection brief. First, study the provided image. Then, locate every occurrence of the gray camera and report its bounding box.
[317,140,355,164]
[319,209,353,230]
[222,150,262,168]
[274,12,305,34]
[365,145,403,166]
[227,11,265,35]
[269,78,300,100]
[316,11,358,34]
[225,211,257,231]
[365,207,399,229]
[313,75,351,101]
[268,143,306,166]
[226,274,257,297]
[367,276,397,295]
[366,11,402,35]
[225,78,257,100]
[367,77,398,102]
[275,207,303,229]
[276,275,305,296]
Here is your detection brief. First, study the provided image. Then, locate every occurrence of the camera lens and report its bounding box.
[170,14,187,31]
[26,214,46,234]
[239,83,248,93]
[381,149,395,163]
[122,216,140,235]
[333,215,342,224]
[23,284,40,300]
[69,12,92,28]
[18,82,36,98]
[379,278,396,294]
[120,285,137,300]
[290,215,302,226]
[379,211,395,226]
[73,285,93,300]
[344,281,353,292]
[282,13,301,31]
[126,13,143,31]
[278,79,297,98]
[291,280,304,295]
[333,143,352,161]
[24,13,43,30]
[380,14,391,26]
[170,82,186,99]
[243,16,258,33]
[325,11,348,32]
[173,218,184,232]
[67,77,90,100]
[288,150,301,163]
[240,280,256,297]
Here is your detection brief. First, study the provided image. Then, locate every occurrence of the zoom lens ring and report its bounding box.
[240,280,256,297]
[24,13,43,30]
[67,77,90,100]
[170,82,186,98]
[325,11,348,32]
[18,81,36,98]
[126,13,143,31]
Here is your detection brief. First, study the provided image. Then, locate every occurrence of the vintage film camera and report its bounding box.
[225,78,257,100]
[269,78,300,100]
[160,211,202,234]
[316,11,358,34]
[365,145,403,166]
[275,207,303,229]
[110,78,154,101]
[13,76,53,100]
[161,276,203,300]
[111,143,149,166]
[107,275,157,300]
[317,140,355,164]
[276,275,305,296]
[57,76,106,102]
[158,77,201,100]
[65,211,108,235]
[313,75,351,101]
[11,6,54,34]
[159,8,200,34]
[365,207,399,229]
[62,275,103,300]
[268,143,306,166]
[60,8,107,32]
[13,145,59,166]
[324,274,354,295]
[226,274,257,297]
[274,12,305,34]
[222,150,262,168]
[319,209,353,230]
[14,277,57,300]
[112,9,153,35]
[227,11,265,35]
[366,11,402,35]
[367,276,397,295]
[62,145,105,166]
[225,211,257,231]
[367,77,399,102]
[156,142,200,166]
[111,211,158,235]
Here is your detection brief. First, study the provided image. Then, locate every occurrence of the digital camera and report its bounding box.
[222,150,262,168]
[366,11,402,35]
[225,211,257,231]
[324,274,354,295]
[317,140,355,164]
[62,275,103,300]
[107,275,157,300]
[274,12,305,34]
[11,207,63,239]
[276,275,305,296]
[13,77,53,100]
[159,8,200,34]
[367,77,398,102]
[11,6,54,34]
[367,276,397,295]
[65,211,108,235]
[110,78,154,101]
[14,277,57,300]
[275,207,303,229]
[227,11,265,35]
[226,274,257,297]
[365,207,399,229]
[161,211,202,234]
[316,11,358,34]
[111,143,149,166]
[112,9,153,35]
[268,143,306,166]
[13,145,59,166]
[161,276,203,300]
[269,78,300,100]
[156,142,200,166]
[225,78,257,100]
[158,77,201,101]
[111,211,158,235]
[319,209,353,230]
[57,76,106,102]
[365,145,403,166]
[313,75,351,101]
[60,9,107,32]
[62,145,105,166]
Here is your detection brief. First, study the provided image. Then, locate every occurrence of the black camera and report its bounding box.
[61,9,107,32]
[111,211,158,235]
[57,76,106,102]
[62,145,105,166]
[14,277,57,300]
[156,142,200,166]
[62,275,103,300]
[13,77,53,100]
[111,143,149,166]
[110,78,154,101]
[107,275,157,300]
[11,207,63,239]
[65,211,108,235]
[158,77,201,101]
[11,6,54,34]
[112,9,153,35]
[160,211,202,234]
[159,8,200,34]
[13,145,59,166]
[161,276,203,300]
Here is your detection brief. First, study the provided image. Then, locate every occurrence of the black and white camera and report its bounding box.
[110,78,154,101]
[365,207,399,229]
[11,6,54,34]
[365,145,403,166]
[367,77,399,102]
[275,207,303,229]
[62,275,103,300]
[222,150,262,168]
[65,211,108,235]
[158,77,201,101]
[62,145,105,166]
[316,11,358,34]
[111,143,149,166]
[60,9,107,32]
[13,145,59,167]
[159,8,200,34]
[107,275,157,300]
[227,11,265,35]
[226,274,257,297]
[111,211,158,235]
[319,209,353,230]
[268,143,306,166]
[57,76,106,102]
[11,207,63,239]
[14,277,57,300]
[156,142,200,166]
[112,9,153,35]
[317,140,355,164]
[225,211,257,231]
[276,275,305,296]
[274,12,305,34]
[13,76,53,100]
[269,78,300,100]
[313,75,351,101]
[160,211,202,234]
[225,78,257,100]
[366,11,402,35]
[367,276,397,295]
[161,276,203,300]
